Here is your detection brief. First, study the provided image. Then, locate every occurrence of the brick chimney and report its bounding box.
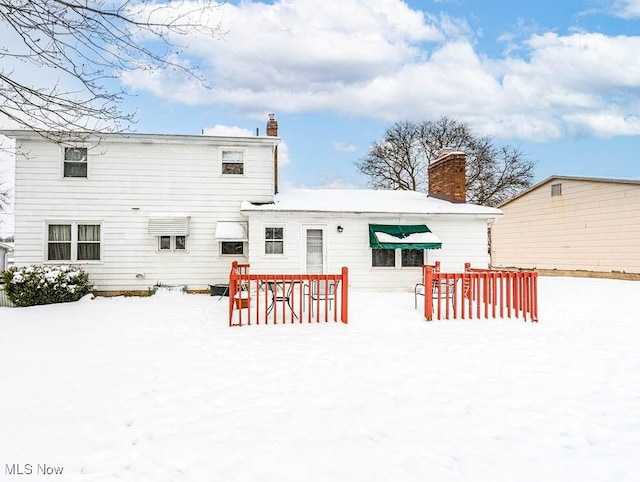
[266,114,279,194]
[428,149,466,203]
[266,113,278,136]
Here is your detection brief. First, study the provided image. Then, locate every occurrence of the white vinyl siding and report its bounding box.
[244,213,491,291]
[12,134,277,291]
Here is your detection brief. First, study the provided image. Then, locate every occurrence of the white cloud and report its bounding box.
[120,0,640,141]
[332,141,357,153]
[612,0,640,17]
[562,112,640,137]
[202,125,255,137]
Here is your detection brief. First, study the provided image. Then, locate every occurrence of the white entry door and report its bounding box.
[305,228,325,274]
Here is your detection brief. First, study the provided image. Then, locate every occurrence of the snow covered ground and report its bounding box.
[1,276,639,482]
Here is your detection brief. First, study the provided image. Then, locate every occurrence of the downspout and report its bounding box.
[273,144,279,195]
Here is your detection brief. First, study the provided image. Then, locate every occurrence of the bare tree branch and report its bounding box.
[0,0,223,139]
[0,182,8,211]
[356,117,536,206]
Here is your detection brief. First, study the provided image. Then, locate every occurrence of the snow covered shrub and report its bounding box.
[1,265,94,307]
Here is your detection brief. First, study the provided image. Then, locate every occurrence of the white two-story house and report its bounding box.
[2,116,501,294]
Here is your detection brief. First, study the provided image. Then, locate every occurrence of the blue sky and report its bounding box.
[118,0,640,189]
[1,0,640,234]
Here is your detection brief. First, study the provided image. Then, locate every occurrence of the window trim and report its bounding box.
[371,248,427,269]
[220,241,246,257]
[401,248,425,267]
[551,183,562,196]
[372,248,396,268]
[264,225,285,256]
[219,147,247,176]
[61,145,90,179]
[44,221,102,263]
[157,235,188,252]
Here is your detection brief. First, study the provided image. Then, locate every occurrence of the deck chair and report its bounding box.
[303,279,337,315]
[266,281,298,319]
[415,278,457,310]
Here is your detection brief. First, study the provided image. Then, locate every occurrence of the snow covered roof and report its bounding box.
[241,189,502,217]
[0,130,279,145]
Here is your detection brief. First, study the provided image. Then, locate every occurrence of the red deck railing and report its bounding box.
[420,263,538,322]
[228,261,349,327]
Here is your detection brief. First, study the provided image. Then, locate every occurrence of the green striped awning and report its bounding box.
[369,224,442,250]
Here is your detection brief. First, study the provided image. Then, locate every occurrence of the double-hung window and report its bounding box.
[77,224,101,260]
[63,147,88,178]
[47,223,101,261]
[221,149,245,175]
[265,227,284,255]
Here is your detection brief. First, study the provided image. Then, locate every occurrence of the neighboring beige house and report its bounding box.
[491,175,640,277]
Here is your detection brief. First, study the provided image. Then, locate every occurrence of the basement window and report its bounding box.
[551,183,562,196]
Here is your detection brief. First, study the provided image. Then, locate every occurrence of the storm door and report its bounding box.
[305,228,324,274]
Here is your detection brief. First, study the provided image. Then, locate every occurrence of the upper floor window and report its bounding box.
[63,147,88,178]
[551,183,562,196]
[47,223,101,261]
[221,150,244,175]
